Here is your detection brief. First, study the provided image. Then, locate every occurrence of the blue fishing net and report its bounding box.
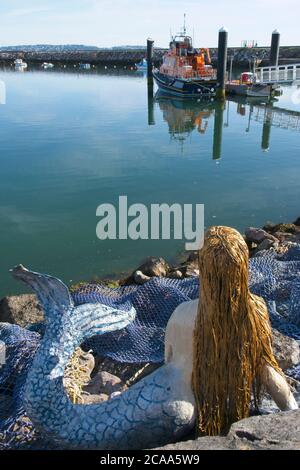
[0,245,300,449]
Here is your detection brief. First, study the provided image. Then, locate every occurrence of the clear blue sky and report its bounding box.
[0,0,299,48]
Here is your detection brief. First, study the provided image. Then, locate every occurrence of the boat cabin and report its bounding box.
[160,32,215,80]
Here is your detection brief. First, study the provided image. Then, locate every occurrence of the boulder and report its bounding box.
[81,393,108,405]
[83,370,126,396]
[179,251,199,278]
[254,238,278,254]
[272,329,300,370]
[155,410,300,450]
[78,351,95,376]
[0,294,43,327]
[294,217,300,227]
[93,355,161,385]
[245,227,277,244]
[228,409,300,448]
[168,270,184,279]
[273,231,297,243]
[263,222,277,232]
[270,223,297,234]
[136,257,168,278]
[133,270,151,285]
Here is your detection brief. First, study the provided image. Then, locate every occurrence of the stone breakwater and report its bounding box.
[1,46,300,67]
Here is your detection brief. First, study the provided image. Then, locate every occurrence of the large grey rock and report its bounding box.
[229,409,300,447]
[270,223,297,234]
[81,393,108,404]
[245,227,277,244]
[273,231,297,243]
[272,329,300,370]
[155,436,231,450]
[133,270,151,285]
[155,410,300,450]
[179,251,199,278]
[294,217,300,227]
[254,238,279,254]
[0,294,43,327]
[136,257,168,278]
[83,370,126,396]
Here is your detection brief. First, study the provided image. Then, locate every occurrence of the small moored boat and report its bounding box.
[79,63,91,70]
[226,72,280,98]
[14,59,27,70]
[41,62,54,70]
[135,58,148,71]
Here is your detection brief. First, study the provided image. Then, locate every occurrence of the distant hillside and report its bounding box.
[0,45,100,52]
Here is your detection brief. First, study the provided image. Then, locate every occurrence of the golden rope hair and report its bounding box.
[192,226,282,436]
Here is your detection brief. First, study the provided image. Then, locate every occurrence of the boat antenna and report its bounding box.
[183,13,186,35]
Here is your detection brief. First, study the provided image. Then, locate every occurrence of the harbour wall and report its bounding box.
[1,46,300,68]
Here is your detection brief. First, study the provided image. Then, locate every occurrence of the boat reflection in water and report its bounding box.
[151,90,300,158]
[154,90,215,146]
[154,90,229,159]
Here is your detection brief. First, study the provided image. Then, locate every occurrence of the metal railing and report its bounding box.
[256,63,300,84]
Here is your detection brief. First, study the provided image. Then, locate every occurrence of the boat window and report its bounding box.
[173,81,184,89]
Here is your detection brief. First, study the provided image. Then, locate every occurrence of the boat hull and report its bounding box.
[153,71,217,98]
[226,83,277,98]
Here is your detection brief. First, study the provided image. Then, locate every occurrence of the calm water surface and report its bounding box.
[0,68,299,295]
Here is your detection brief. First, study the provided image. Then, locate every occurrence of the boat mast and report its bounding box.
[183,13,186,35]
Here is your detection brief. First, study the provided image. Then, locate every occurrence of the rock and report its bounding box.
[154,436,231,450]
[0,294,43,327]
[79,351,95,376]
[254,238,279,253]
[81,393,108,404]
[271,223,297,234]
[245,227,277,244]
[110,391,122,399]
[155,410,300,450]
[293,217,300,226]
[273,231,296,243]
[185,266,200,277]
[83,370,126,396]
[136,257,168,278]
[179,251,199,278]
[186,251,198,264]
[272,329,300,370]
[263,222,277,232]
[168,270,183,279]
[228,409,300,448]
[93,355,161,385]
[133,270,151,285]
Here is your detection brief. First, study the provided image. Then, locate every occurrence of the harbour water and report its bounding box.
[0,68,300,295]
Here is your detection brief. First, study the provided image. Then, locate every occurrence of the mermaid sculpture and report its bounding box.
[12,226,297,449]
